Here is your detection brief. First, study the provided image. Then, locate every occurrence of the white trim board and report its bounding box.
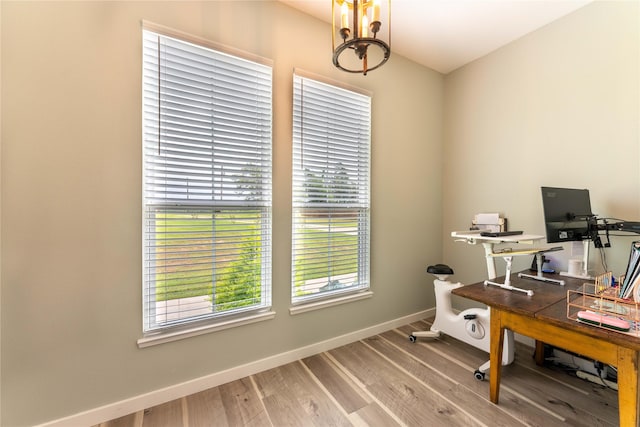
[36,309,434,427]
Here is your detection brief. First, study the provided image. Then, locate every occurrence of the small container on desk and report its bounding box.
[567,282,640,335]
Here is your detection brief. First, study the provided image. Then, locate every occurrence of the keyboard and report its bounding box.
[480,231,524,238]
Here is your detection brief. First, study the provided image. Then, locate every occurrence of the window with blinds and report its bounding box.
[291,73,371,305]
[142,29,272,333]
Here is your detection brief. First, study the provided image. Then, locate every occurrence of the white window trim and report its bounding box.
[142,20,272,67]
[290,69,372,308]
[293,68,372,97]
[289,291,373,316]
[137,310,276,348]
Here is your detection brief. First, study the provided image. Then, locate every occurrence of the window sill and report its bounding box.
[289,291,373,316]
[137,310,276,348]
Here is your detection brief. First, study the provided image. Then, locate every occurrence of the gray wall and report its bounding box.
[443,1,640,285]
[1,1,443,425]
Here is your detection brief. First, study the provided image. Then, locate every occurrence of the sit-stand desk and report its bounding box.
[451,231,544,279]
[453,273,640,426]
[451,231,565,288]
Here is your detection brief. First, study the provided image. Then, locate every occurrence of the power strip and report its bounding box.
[545,347,617,386]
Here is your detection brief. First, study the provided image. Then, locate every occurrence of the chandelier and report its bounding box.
[332,0,391,75]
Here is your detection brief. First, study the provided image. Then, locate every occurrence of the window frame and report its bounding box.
[140,23,274,344]
[290,70,372,311]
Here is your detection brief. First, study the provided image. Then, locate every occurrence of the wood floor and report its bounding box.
[96,319,619,426]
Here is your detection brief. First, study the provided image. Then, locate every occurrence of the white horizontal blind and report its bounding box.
[291,74,371,304]
[142,30,272,333]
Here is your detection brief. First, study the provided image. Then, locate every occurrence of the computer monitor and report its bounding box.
[541,186,593,244]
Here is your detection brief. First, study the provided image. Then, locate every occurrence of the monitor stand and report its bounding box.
[559,240,593,280]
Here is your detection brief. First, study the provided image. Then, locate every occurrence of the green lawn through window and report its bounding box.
[151,213,358,302]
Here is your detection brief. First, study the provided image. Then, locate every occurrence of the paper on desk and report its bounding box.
[475,213,500,225]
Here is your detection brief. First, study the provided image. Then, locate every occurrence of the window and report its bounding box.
[142,28,272,335]
[291,72,371,306]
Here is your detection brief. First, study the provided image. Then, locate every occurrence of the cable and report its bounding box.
[598,246,608,272]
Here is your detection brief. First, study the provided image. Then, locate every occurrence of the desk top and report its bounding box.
[537,299,640,350]
[451,231,545,245]
[452,272,586,318]
[453,272,640,349]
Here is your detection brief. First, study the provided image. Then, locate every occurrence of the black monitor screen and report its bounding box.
[541,186,593,243]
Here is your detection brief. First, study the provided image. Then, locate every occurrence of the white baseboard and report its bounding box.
[37,309,433,427]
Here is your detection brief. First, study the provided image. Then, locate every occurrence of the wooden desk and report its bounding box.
[453,273,640,426]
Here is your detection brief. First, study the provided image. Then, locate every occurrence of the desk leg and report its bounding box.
[534,340,545,366]
[490,307,504,404]
[616,347,638,427]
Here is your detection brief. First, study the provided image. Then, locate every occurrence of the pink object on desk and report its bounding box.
[577,310,631,332]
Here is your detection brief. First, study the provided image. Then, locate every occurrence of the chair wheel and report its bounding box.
[409,335,417,343]
[474,370,485,381]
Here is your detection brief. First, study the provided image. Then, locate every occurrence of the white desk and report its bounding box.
[451,231,545,279]
[451,231,566,292]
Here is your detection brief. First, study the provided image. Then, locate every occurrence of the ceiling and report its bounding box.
[278,0,593,74]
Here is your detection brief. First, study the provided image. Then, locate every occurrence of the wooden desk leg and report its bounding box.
[616,347,638,427]
[534,340,545,366]
[489,307,504,404]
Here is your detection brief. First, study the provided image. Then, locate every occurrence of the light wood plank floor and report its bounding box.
[96,319,619,426]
